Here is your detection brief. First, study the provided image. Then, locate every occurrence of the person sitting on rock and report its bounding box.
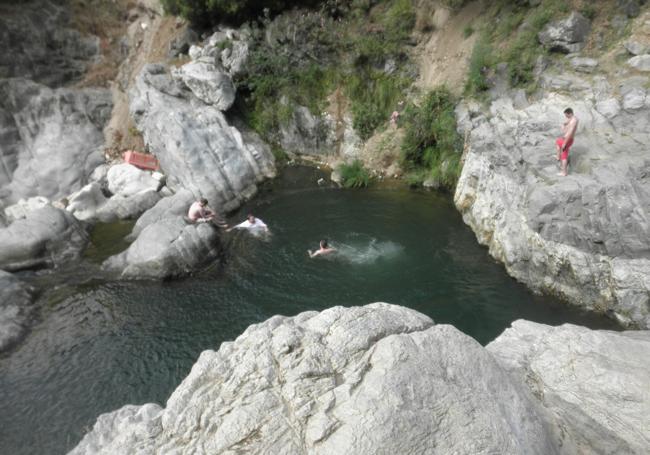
[556,107,578,177]
[188,198,227,228]
[308,239,336,258]
[227,214,269,234]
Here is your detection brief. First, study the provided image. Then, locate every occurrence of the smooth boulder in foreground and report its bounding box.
[70,303,568,454]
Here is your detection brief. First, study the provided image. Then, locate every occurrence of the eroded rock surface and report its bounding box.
[0,78,111,204]
[488,320,650,455]
[0,205,88,271]
[129,63,275,212]
[102,215,220,279]
[71,304,570,455]
[455,75,650,327]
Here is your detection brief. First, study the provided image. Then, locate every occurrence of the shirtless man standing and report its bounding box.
[556,107,578,177]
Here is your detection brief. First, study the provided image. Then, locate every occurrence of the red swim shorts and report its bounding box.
[556,137,574,161]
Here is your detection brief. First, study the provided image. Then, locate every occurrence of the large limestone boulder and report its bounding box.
[128,188,195,239]
[488,320,650,455]
[0,271,35,351]
[538,12,591,53]
[0,205,88,271]
[66,164,163,222]
[129,64,275,212]
[0,78,112,204]
[71,304,570,454]
[3,196,50,222]
[455,78,650,327]
[102,216,220,279]
[173,60,235,110]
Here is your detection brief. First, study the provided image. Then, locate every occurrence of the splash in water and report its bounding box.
[331,235,404,265]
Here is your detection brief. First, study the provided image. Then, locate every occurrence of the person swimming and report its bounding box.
[308,239,336,258]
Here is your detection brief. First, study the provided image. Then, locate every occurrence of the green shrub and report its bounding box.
[440,0,469,10]
[338,160,371,188]
[400,87,462,189]
[161,0,319,27]
[465,36,493,96]
[463,25,474,38]
[580,4,597,20]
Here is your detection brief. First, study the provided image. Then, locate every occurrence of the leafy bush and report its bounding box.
[464,36,493,96]
[161,0,319,27]
[338,160,371,188]
[400,87,462,189]
[463,25,474,38]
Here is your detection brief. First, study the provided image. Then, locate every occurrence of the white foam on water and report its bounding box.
[332,236,404,265]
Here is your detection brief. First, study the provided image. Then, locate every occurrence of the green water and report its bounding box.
[0,167,620,454]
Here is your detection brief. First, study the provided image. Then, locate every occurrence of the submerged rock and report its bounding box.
[455,85,650,327]
[488,320,650,455]
[102,216,220,279]
[71,304,570,454]
[0,271,35,351]
[0,205,88,271]
[129,64,275,212]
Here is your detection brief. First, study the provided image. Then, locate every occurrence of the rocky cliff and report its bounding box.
[70,303,650,455]
[455,9,650,328]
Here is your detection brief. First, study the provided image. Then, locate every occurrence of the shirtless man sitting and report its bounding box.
[556,107,578,177]
[187,198,228,228]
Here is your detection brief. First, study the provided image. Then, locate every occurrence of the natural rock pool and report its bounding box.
[0,166,620,455]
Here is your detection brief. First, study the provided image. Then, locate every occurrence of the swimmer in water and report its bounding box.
[308,239,336,258]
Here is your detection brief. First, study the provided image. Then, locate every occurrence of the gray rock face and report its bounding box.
[0,205,88,271]
[617,0,645,18]
[538,12,591,53]
[624,41,649,56]
[0,271,35,351]
[71,304,571,455]
[0,78,112,204]
[129,64,275,212]
[128,188,194,239]
[627,54,650,72]
[488,320,650,455]
[0,0,99,86]
[279,102,334,157]
[102,216,220,279]
[455,84,650,327]
[173,60,236,110]
[569,56,598,73]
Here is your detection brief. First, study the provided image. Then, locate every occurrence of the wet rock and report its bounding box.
[130,64,274,213]
[102,216,220,279]
[627,54,650,72]
[0,205,88,271]
[0,271,35,351]
[538,12,591,53]
[71,304,570,454]
[488,320,650,455]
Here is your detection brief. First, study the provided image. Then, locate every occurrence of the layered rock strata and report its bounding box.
[488,320,650,455]
[455,76,650,327]
[71,304,570,455]
[129,62,275,212]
